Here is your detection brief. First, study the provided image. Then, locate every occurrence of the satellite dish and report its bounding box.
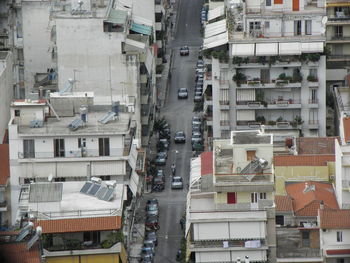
[48,174,53,182]
[322,16,328,25]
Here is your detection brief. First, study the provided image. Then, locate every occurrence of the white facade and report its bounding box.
[0,52,13,141]
[203,0,327,142]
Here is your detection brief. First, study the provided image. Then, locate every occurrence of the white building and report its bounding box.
[8,93,145,225]
[202,0,327,143]
[186,130,276,262]
[319,209,350,262]
[0,51,13,142]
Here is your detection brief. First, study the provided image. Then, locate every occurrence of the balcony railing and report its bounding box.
[309,99,318,104]
[190,239,266,249]
[205,72,212,80]
[219,100,229,105]
[0,201,7,207]
[331,36,350,41]
[220,120,230,126]
[18,148,130,159]
[309,120,319,124]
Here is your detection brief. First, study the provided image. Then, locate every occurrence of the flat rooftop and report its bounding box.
[231,131,272,145]
[25,181,124,219]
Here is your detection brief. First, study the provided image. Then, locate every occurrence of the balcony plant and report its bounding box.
[218,50,229,63]
[308,53,320,62]
[203,49,212,59]
[291,70,302,83]
[247,77,261,85]
[268,120,276,125]
[257,56,267,65]
[256,116,266,124]
[294,115,303,124]
[243,57,250,64]
[276,116,284,123]
[307,75,318,82]
[101,231,124,249]
[232,56,243,66]
[232,72,247,86]
[269,56,277,66]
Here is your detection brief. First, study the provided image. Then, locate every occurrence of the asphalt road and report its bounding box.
[144,0,203,262]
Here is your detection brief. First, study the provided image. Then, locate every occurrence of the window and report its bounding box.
[227,192,236,204]
[78,138,86,148]
[337,231,343,242]
[302,231,310,247]
[15,110,20,117]
[335,26,343,38]
[246,150,256,161]
[264,21,270,29]
[99,138,110,156]
[99,175,111,181]
[54,177,66,182]
[309,68,317,78]
[83,231,100,243]
[266,0,271,6]
[305,20,312,35]
[54,139,65,157]
[309,109,318,124]
[294,20,302,36]
[260,192,267,199]
[249,22,261,35]
[23,139,35,158]
[337,259,345,263]
[276,215,284,225]
[251,192,267,203]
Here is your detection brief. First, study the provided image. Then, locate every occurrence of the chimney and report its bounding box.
[260,124,265,134]
[245,256,250,263]
[303,182,309,193]
[320,200,324,210]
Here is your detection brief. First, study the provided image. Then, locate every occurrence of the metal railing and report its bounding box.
[220,120,230,126]
[308,120,319,124]
[190,239,266,248]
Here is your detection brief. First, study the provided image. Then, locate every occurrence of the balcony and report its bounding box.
[308,99,319,108]
[328,36,350,43]
[236,121,302,130]
[236,101,265,109]
[239,81,301,89]
[220,120,230,130]
[215,200,274,211]
[327,14,350,25]
[266,99,301,109]
[307,120,319,129]
[0,200,7,212]
[219,100,230,110]
[189,239,267,251]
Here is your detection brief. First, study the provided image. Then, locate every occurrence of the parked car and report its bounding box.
[197,59,204,68]
[157,139,170,151]
[178,88,188,99]
[145,216,160,230]
[156,170,165,182]
[141,253,153,263]
[192,116,202,125]
[174,131,186,143]
[180,46,189,56]
[145,231,158,246]
[194,93,203,102]
[196,79,204,86]
[152,176,165,191]
[143,240,155,254]
[191,132,203,144]
[146,203,159,217]
[141,247,154,257]
[192,142,204,152]
[155,152,167,166]
[159,131,171,140]
[146,199,158,206]
[171,176,184,189]
[192,125,201,134]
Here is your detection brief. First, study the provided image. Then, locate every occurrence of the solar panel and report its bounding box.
[80,182,93,194]
[102,188,114,201]
[98,111,116,124]
[96,187,108,200]
[87,184,101,196]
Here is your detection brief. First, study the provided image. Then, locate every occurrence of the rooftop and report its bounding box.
[319,209,350,229]
[0,242,41,263]
[285,181,339,217]
[231,130,273,145]
[296,137,338,155]
[22,181,124,220]
[275,195,293,212]
[201,152,213,175]
[0,144,9,185]
[274,155,335,166]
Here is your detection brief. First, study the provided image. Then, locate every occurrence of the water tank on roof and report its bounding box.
[80,105,88,122]
[112,101,120,116]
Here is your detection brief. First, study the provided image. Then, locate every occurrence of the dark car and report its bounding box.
[159,131,171,140]
[174,131,186,143]
[192,125,201,134]
[191,132,203,144]
[197,59,204,68]
[145,231,158,246]
[157,139,170,151]
[155,152,167,166]
[141,253,153,263]
[196,79,204,87]
[145,216,160,230]
[195,87,203,94]
[147,199,158,205]
[143,240,155,254]
[156,170,165,182]
[180,46,189,56]
[152,176,165,191]
[141,247,154,258]
[192,142,204,152]
[178,88,188,99]
[146,203,159,217]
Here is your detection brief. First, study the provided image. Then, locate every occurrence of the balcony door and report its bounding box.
[260,69,270,84]
[292,0,299,11]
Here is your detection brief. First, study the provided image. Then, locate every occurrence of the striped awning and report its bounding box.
[106,9,128,24]
[130,22,152,35]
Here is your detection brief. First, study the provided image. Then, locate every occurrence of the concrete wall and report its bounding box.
[215,191,273,203]
[321,228,350,251]
[0,52,13,141]
[22,1,52,93]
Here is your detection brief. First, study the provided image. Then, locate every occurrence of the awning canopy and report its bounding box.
[256,43,278,56]
[232,43,255,56]
[203,31,228,49]
[125,37,146,49]
[130,22,152,35]
[301,42,324,53]
[106,9,128,24]
[205,19,227,38]
[208,5,225,21]
[327,2,350,7]
[279,42,301,55]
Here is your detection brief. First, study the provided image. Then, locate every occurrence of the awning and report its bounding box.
[203,31,228,49]
[130,22,152,35]
[256,43,278,56]
[208,5,225,21]
[205,19,227,38]
[279,42,301,55]
[125,37,146,49]
[106,9,128,24]
[232,43,255,56]
[327,2,350,7]
[301,42,324,53]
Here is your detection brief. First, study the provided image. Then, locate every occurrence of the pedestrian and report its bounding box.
[180,218,185,230]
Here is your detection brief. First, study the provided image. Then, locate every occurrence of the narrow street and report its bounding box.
[142,0,203,261]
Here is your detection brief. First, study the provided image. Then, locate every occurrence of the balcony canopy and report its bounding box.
[208,5,225,21]
[279,42,301,55]
[256,43,278,56]
[130,22,152,35]
[232,43,255,56]
[106,9,128,24]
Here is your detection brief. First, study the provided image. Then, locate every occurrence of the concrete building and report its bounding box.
[275,181,339,262]
[0,144,10,228]
[0,51,14,142]
[202,0,327,143]
[8,94,145,225]
[319,209,350,262]
[16,180,127,263]
[274,137,336,195]
[186,130,276,262]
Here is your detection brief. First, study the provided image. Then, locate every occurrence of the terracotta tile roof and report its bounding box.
[319,210,350,229]
[327,249,350,255]
[275,195,293,212]
[36,216,121,234]
[274,155,335,166]
[201,151,213,175]
[344,117,350,143]
[296,137,338,154]
[0,144,10,185]
[0,242,41,263]
[285,181,339,217]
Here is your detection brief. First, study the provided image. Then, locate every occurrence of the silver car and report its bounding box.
[178,88,188,99]
[171,176,183,189]
[191,132,203,144]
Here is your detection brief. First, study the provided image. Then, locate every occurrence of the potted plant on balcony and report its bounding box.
[308,53,321,62]
[269,56,277,66]
[268,120,276,125]
[232,56,243,66]
[101,231,124,249]
[307,75,318,82]
[232,72,247,87]
[276,116,283,123]
[276,73,291,85]
[294,115,303,125]
[256,115,266,124]
[218,50,229,63]
[292,70,303,83]
[257,56,267,65]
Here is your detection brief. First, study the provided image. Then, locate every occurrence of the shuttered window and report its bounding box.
[220,89,229,101]
[237,110,255,121]
[236,89,255,101]
[220,110,229,121]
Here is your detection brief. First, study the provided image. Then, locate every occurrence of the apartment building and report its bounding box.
[16,180,127,263]
[8,93,145,225]
[0,144,10,228]
[186,130,276,262]
[325,0,350,86]
[202,0,327,143]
